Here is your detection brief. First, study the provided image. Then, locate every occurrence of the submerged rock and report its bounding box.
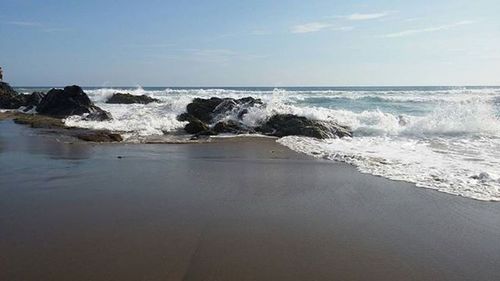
[106,93,160,104]
[76,131,123,142]
[0,82,25,109]
[37,85,111,120]
[258,114,352,139]
[2,110,123,143]
[13,114,66,129]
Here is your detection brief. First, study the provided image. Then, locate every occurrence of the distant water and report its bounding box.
[15,86,500,201]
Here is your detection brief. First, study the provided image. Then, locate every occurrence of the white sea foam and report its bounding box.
[65,103,185,138]
[278,135,500,201]
[61,87,500,201]
[278,95,500,201]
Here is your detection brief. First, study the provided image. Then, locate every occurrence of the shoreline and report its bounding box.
[1,120,500,281]
[2,111,499,202]
[2,112,499,201]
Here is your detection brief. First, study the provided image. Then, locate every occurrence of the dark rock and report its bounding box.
[106,93,160,104]
[0,82,25,109]
[24,92,45,107]
[184,118,209,134]
[177,112,196,122]
[197,129,217,136]
[21,91,46,111]
[237,109,249,119]
[213,120,239,133]
[213,120,255,134]
[212,97,263,121]
[178,97,350,139]
[189,129,217,140]
[238,97,263,107]
[83,110,113,121]
[212,99,238,116]
[76,131,123,142]
[182,96,262,126]
[258,114,352,139]
[186,97,223,123]
[37,85,111,120]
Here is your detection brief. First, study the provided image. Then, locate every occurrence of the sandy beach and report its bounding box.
[2,0,499,279]
[1,120,499,281]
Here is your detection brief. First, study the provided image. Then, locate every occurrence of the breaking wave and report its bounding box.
[60,86,500,201]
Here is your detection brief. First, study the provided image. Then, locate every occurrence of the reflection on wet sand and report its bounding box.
[0,120,92,160]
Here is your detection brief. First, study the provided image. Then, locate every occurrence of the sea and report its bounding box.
[15,86,500,201]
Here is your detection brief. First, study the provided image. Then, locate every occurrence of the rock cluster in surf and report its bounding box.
[2,82,352,141]
[1,83,110,120]
[0,82,119,142]
[177,97,261,136]
[177,97,352,139]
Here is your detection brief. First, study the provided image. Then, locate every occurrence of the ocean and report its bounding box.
[15,86,500,201]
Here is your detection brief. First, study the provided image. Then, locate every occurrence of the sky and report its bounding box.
[0,0,499,86]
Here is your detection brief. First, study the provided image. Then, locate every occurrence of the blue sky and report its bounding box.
[1,0,499,86]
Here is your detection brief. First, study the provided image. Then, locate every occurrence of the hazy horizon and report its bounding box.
[1,0,499,86]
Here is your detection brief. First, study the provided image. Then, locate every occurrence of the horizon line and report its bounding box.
[10,84,500,88]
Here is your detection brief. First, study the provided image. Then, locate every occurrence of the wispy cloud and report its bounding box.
[291,22,356,34]
[6,20,42,27]
[4,20,68,32]
[381,20,475,38]
[290,10,394,34]
[331,26,355,31]
[346,12,391,21]
[291,22,331,34]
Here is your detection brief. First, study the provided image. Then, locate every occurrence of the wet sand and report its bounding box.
[1,120,500,281]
